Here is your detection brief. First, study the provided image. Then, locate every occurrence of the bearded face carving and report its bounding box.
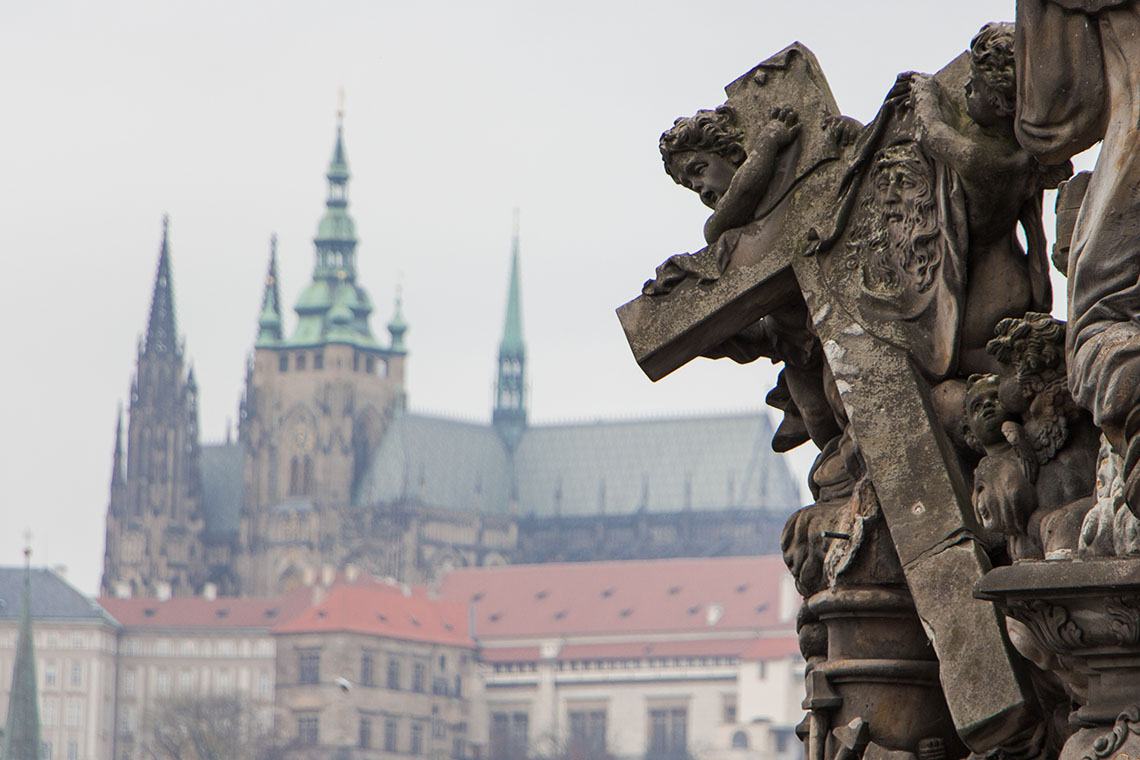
[853,142,942,299]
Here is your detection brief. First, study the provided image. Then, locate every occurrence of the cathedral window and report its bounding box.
[303,457,314,495]
[289,457,301,496]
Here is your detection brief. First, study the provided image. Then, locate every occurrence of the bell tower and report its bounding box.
[238,114,407,595]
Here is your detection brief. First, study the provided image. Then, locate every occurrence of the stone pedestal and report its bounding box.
[976,559,1140,760]
[805,586,963,760]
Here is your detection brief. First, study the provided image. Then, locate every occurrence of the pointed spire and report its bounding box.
[111,405,125,487]
[500,210,525,356]
[256,234,283,346]
[493,210,527,451]
[388,284,408,353]
[144,215,178,357]
[2,540,42,760]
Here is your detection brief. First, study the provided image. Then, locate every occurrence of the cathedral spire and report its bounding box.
[144,216,178,358]
[2,542,42,760]
[493,211,527,451]
[111,405,125,488]
[256,234,283,346]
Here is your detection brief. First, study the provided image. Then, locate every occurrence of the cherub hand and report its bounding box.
[762,107,801,148]
[822,115,860,149]
[885,71,918,105]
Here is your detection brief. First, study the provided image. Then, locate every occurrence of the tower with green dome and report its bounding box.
[238,114,407,595]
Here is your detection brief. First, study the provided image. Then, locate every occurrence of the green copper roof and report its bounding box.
[256,235,283,347]
[388,287,408,353]
[2,556,42,760]
[499,217,525,357]
[285,114,384,350]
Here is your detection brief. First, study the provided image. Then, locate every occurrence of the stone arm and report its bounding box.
[703,109,801,244]
[910,75,1029,178]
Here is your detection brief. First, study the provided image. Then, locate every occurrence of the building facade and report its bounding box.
[100,116,804,602]
[441,557,804,760]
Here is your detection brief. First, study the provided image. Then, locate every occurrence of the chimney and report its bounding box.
[114,581,131,599]
[345,564,360,582]
[321,565,336,587]
[156,582,172,602]
[202,583,218,601]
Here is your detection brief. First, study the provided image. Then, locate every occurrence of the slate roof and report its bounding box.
[355,415,513,511]
[439,555,792,639]
[200,443,244,535]
[0,569,116,626]
[356,412,801,517]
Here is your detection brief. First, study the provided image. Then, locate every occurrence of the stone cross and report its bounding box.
[618,46,1035,751]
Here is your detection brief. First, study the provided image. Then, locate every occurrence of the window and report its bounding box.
[42,699,57,727]
[313,352,324,370]
[70,663,82,687]
[454,675,462,697]
[124,668,136,696]
[569,710,606,760]
[41,742,51,760]
[385,719,398,752]
[412,662,426,692]
[44,664,57,687]
[361,650,374,686]
[279,355,289,372]
[359,716,372,749]
[387,658,400,689]
[722,695,737,724]
[366,356,375,373]
[649,708,687,760]
[299,649,320,684]
[452,737,465,760]
[490,712,528,760]
[157,670,170,695]
[732,730,750,749]
[65,699,81,728]
[411,723,424,755]
[179,670,192,694]
[295,353,306,370]
[259,670,271,696]
[297,714,319,746]
[67,741,79,760]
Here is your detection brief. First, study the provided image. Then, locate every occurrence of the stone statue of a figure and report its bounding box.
[617,9,1140,760]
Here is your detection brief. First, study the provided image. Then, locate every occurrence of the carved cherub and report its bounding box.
[904,22,1071,376]
[969,314,1099,558]
[964,374,1041,557]
[660,104,801,246]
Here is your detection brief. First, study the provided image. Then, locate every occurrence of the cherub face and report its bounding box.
[669,150,738,209]
[965,72,1002,127]
[966,377,1010,447]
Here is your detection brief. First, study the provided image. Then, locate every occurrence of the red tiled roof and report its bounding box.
[272,583,474,648]
[98,588,312,629]
[740,636,801,661]
[440,556,792,639]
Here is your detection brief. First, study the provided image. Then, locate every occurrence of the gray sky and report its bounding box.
[7,0,1088,595]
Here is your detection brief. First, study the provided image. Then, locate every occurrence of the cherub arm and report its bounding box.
[703,108,801,244]
[909,74,1028,177]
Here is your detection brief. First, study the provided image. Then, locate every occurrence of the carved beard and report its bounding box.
[854,172,941,298]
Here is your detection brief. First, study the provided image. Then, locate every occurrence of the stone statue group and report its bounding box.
[620,4,1140,760]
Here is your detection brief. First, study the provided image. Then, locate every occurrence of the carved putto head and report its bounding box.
[660,105,747,184]
[967,22,1015,124]
[986,312,1066,398]
[964,373,1012,451]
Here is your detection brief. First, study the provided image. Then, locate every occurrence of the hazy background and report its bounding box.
[2,1,1091,595]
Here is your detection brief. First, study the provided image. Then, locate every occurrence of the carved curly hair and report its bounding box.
[660,105,747,184]
[970,22,1016,118]
[987,312,1066,399]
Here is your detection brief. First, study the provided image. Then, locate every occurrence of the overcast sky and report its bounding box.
[5,0,1094,596]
